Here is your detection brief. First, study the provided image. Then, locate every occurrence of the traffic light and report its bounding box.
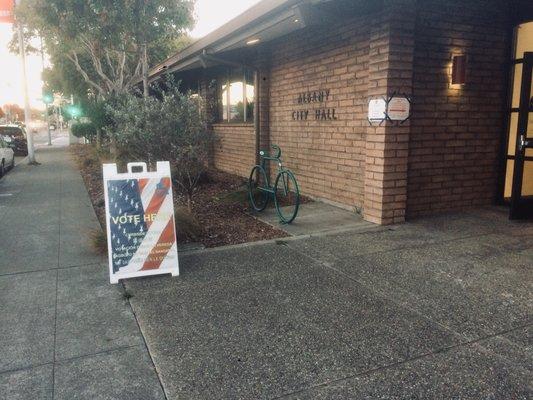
[67,104,81,118]
[42,92,54,104]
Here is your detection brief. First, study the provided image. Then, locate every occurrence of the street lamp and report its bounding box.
[68,104,81,119]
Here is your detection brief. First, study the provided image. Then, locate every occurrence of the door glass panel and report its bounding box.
[512,64,523,108]
[522,161,533,196]
[506,155,533,198]
[515,22,533,59]
[528,112,533,158]
[505,159,514,199]
[508,112,518,156]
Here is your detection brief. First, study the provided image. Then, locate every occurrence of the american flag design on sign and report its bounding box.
[107,177,177,273]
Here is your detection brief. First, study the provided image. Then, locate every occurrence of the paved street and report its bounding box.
[1,144,532,399]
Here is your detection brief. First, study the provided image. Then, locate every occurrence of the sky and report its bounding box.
[0,0,261,110]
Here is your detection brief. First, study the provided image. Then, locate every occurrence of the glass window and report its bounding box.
[221,82,229,121]
[245,69,255,121]
[229,81,244,122]
[219,68,255,123]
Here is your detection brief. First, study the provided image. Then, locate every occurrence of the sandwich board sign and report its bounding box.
[103,161,179,284]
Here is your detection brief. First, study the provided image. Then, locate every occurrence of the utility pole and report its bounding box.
[46,104,51,146]
[40,35,51,146]
[17,21,36,163]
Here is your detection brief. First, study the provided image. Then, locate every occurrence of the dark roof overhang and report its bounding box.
[148,0,338,82]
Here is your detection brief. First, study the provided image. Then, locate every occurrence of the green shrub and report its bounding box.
[90,229,108,255]
[71,122,97,141]
[105,80,213,210]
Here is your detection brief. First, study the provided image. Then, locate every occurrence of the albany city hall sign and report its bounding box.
[292,89,338,121]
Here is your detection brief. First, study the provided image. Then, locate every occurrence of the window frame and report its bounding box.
[219,67,255,124]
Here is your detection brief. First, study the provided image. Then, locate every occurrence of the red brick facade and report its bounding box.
[201,0,520,224]
[364,0,415,224]
[407,0,511,217]
[212,123,255,178]
[267,15,371,211]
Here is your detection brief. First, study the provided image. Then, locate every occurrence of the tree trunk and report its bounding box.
[96,128,101,150]
[142,43,149,98]
[187,193,192,213]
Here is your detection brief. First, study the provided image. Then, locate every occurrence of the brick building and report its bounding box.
[148,0,533,224]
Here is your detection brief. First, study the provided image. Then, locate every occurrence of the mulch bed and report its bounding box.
[70,144,289,248]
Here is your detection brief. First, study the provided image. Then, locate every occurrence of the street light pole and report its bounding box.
[40,36,52,146]
[46,104,51,146]
[17,22,35,163]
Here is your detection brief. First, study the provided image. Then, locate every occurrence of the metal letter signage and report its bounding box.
[103,162,179,284]
[292,88,337,121]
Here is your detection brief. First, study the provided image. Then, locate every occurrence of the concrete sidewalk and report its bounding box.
[0,146,165,399]
[125,208,532,399]
[1,145,531,399]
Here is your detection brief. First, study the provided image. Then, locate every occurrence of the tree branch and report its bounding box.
[66,52,106,97]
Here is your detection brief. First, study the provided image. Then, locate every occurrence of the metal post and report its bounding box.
[40,35,51,146]
[46,105,51,146]
[17,23,35,163]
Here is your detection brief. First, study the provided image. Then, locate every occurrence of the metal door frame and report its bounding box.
[509,52,533,218]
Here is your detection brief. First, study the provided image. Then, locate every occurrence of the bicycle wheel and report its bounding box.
[248,165,270,212]
[274,170,300,224]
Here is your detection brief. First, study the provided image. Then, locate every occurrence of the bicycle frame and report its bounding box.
[257,145,285,194]
[248,144,301,224]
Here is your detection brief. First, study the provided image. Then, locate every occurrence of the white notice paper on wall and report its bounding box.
[387,97,411,121]
[368,99,387,122]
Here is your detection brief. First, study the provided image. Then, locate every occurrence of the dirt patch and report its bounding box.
[70,144,290,248]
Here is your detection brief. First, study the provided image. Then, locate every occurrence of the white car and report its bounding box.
[0,136,15,178]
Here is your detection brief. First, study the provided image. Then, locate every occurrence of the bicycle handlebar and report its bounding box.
[259,145,282,161]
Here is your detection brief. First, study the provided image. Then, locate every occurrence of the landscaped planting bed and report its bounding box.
[71,144,289,249]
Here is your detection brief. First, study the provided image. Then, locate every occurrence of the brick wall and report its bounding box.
[195,0,515,224]
[212,123,255,177]
[407,0,511,217]
[364,0,415,225]
[266,15,372,210]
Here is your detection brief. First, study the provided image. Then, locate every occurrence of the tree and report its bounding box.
[2,104,24,122]
[16,0,194,98]
[0,107,4,120]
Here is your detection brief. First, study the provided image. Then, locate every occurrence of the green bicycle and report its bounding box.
[248,145,300,224]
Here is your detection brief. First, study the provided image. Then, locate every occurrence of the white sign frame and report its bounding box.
[103,161,179,284]
[387,96,411,121]
[368,98,387,122]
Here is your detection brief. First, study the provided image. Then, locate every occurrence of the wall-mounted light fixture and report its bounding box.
[246,38,260,46]
[451,54,467,85]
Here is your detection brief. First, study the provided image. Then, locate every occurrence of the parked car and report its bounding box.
[0,124,28,156]
[0,136,15,177]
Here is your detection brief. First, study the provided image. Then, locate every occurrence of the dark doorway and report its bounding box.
[503,21,533,219]
[509,52,533,218]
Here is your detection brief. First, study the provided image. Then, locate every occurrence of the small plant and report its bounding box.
[175,207,203,242]
[216,185,250,206]
[90,229,108,255]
